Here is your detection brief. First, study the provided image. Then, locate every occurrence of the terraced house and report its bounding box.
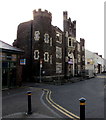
[13,9,85,83]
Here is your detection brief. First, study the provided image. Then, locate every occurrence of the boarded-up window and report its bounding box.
[12,54,17,61]
[56,46,62,59]
[44,33,49,43]
[50,55,52,64]
[34,31,40,41]
[56,31,62,43]
[56,62,62,73]
[77,43,80,52]
[50,37,52,46]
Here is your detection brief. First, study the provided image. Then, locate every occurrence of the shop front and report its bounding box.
[0,40,23,89]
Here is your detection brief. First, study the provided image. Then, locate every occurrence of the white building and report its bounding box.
[103,58,106,72]
[85,50,95,77]
[85,49,106,77]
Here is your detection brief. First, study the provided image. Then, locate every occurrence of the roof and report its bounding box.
[54,26,63,33]
[0,40,23,53]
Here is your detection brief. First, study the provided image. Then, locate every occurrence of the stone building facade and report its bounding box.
[13,9,85,82]
[63,11,85,77]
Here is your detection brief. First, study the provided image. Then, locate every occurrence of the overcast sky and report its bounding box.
[0,0,105,58]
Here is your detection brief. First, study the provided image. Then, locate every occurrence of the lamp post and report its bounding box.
[40,60,42,83]
[30,20,33,80]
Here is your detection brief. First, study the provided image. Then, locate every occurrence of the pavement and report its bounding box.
[2,112,54,118]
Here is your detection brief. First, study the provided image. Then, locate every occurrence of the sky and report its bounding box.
[0,0,105,58]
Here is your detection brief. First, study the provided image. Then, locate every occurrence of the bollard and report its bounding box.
[27,91,32,114]
[79,97,86,120]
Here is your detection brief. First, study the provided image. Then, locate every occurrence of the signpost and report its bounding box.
[20,59,26,65]
[68,58,73,64]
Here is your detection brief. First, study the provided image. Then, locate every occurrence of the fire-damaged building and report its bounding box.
[13,9,85,83]
[63,11,85,78]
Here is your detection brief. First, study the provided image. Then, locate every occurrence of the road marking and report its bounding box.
[45,90,76,119]
[44,89,79,120]
[49,91,80,119]
[40,91,62,118]
[96,76,106,78]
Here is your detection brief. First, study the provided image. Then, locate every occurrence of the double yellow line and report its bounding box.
[43,89,80,120]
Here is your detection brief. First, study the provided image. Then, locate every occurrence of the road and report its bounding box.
[2,74,105,119]
[2,87,60,118]
[49,75,104,119]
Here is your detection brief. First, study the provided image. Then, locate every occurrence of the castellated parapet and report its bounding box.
[33,9,52,20]
[63,11,68,20]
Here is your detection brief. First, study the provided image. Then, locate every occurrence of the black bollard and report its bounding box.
[79,97,86,120]
[27,91,32,114]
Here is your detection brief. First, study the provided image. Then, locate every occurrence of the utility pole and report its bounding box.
[30,20,33,80]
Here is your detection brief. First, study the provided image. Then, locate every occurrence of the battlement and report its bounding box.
[63,11,68,20]
[63,11,68,15]
[33,9,52,20]
[73,20,76,24]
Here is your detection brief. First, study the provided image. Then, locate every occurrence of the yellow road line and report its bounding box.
[45,90,76,119]
[44,89,79,120]
[49,90,80,119]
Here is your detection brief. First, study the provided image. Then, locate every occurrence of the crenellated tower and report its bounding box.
[31,9,55,78]
[13,9,85,83]
[63,11,77,77]
[63,11,68,32]
[33,9,52,22]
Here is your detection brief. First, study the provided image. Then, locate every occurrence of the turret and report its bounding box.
[63,11,68,21]
[63,11,68,32]
[73,20,76,29]
[33,9,52,22]
[80,38,85,46]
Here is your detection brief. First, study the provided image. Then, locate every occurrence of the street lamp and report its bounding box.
[40,60,42,83]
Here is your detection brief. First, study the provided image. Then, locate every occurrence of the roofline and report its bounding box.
[0,40,24,52]
[1,48,24,54]
[0,40,13,48]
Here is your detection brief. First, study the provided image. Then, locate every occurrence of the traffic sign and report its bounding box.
[20,59,26,65]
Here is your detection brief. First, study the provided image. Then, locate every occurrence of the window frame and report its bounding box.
[50,55,52,64]
[56,62,62,73]
[34,31,40,41]
[44,52,49,62]
[56,46,62,59]
[34,50,39,60]
[50,37,52,46]
[56,31,62,44]
[68,37,74,47]
[44,33,49,43]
